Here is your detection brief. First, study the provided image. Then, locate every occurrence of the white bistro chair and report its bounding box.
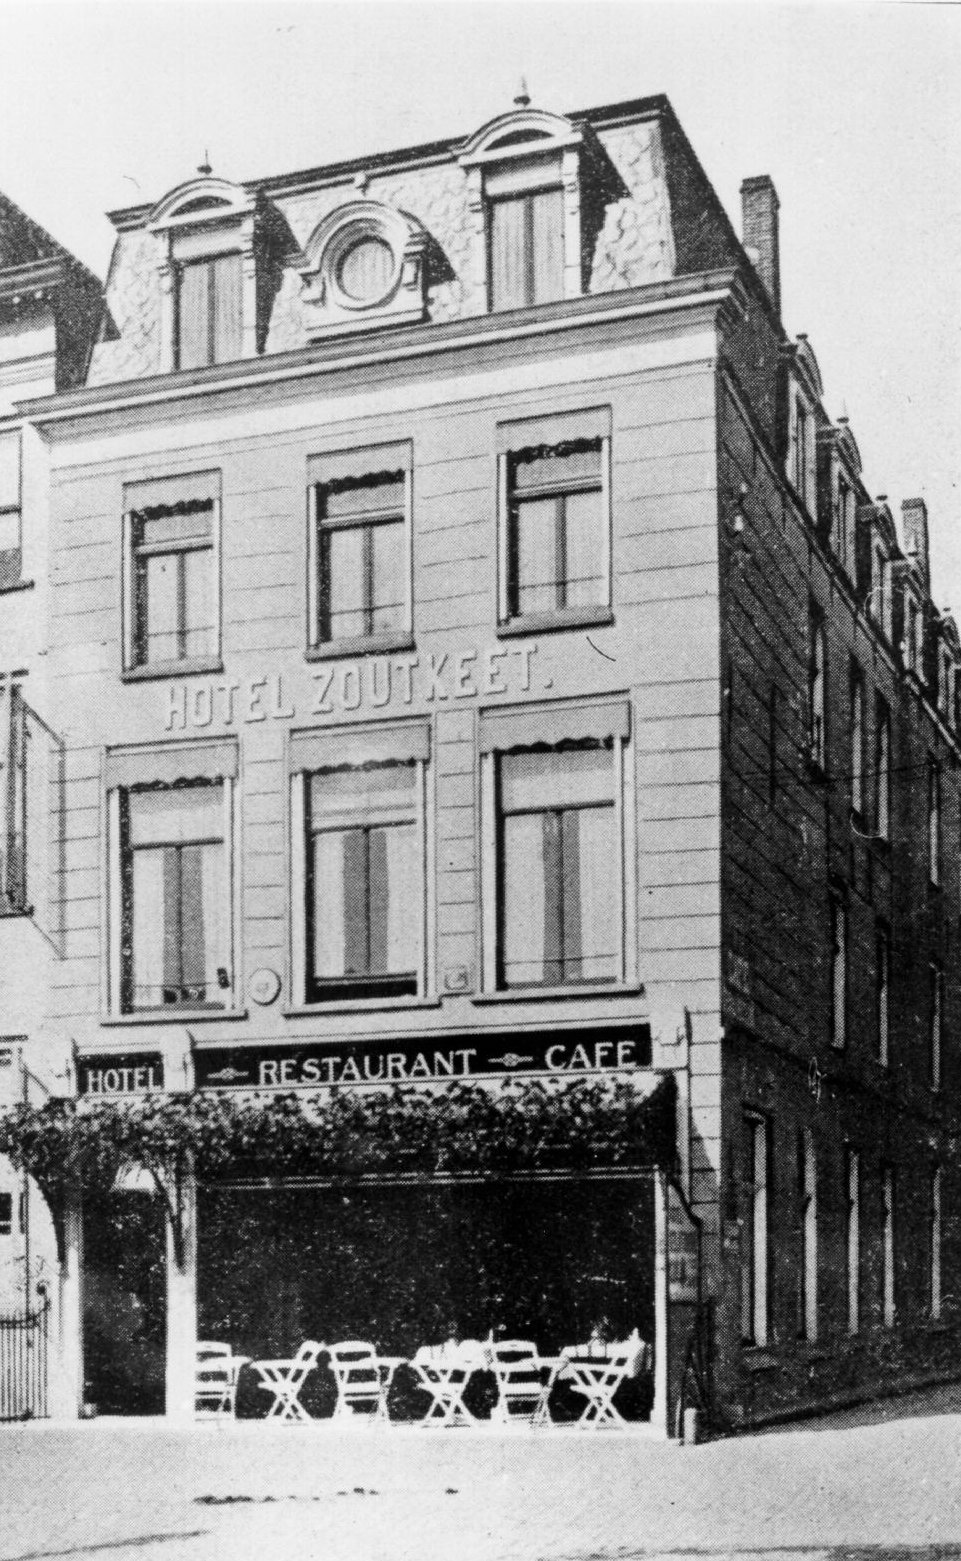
[250,1339,325,1422]
[327,1340,405,1424]
[487,1340,556,1427]
[195,1341,250,1419]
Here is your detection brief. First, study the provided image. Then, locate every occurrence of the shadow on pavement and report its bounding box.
[4,1533,207,1561]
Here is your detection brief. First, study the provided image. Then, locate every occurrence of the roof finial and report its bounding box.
[197,150,212,176]
[514,76,531,108]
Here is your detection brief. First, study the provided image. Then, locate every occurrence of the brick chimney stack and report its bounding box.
[901,498,930,591]
[740,175,780,316]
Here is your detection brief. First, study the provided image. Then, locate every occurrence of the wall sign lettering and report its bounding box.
[195,1025,651,1091]
[164,644,548,732]
[79,1054,165,1096]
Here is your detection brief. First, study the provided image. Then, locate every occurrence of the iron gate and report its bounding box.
[0,1300,49,1420]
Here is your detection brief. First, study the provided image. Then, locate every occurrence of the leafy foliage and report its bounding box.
[0,1075,675,1265]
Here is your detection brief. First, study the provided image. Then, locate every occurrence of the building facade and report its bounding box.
[3,91,960,1431]
[0,193,100,1391]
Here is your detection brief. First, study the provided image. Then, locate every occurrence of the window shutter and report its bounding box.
[212,254,243,363]
[531,187,565,302]
[178,263,211,369]
[490,197,528,311]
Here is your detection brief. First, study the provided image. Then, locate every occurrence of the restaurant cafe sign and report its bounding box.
[77,1026,652,1096]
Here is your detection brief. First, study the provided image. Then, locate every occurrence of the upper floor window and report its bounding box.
[498,410,611,630]
[307,444,412,655]
[791,393,816,516]
[289,722,431,1007]
[480,700,633,994]
[0,1191,12,1238]
[490,184,565,311]
[105,742,237,1016]
[836,472,853,570]
[849,665,865,819]
[123,473,221,674]
[928,757,941,886]
[808,607,827,770]
[938,644,956,727]
[829,891,847,1049]
[0,430,22,589]
[176,254,243,370]
[871,547,890,638]
[0,681,28,914]
[875,696,891,841]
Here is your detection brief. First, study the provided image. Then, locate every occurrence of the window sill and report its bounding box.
[101,1008,248,1027]
[0,578,35,596]
[473,981,644,1006]
[0,903,32,919]
[497,608,614,639]
[306,633,415,662]
[284,995,441,1017]
[122,657,223,682]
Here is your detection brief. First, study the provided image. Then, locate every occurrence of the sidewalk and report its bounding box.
[3,1388,961,1561]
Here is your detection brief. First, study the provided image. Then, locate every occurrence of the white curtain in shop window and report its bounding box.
[145,553,180,662]
[384,824,418,974]
[313,832,346,979]
[515,497,557,613]
[131,849,165,1007]
[198,840,225,994]
[502,813,547,985]
[575,807,616,980]
[183,548,215,659]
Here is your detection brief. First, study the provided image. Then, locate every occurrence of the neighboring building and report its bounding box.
[0,192,100,1398]
[5,90,960,1430]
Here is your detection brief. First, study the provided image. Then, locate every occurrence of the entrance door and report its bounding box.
[82,1192,166,1414]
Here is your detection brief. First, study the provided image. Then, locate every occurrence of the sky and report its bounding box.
[1,0,959,602]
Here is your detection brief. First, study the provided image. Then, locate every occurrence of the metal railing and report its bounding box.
[0,1296,49,1421]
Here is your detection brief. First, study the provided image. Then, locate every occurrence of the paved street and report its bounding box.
[3,1386,961,1561]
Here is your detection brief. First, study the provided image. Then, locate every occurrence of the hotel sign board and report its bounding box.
[79,1053,165,1096]
[194,1026,652,1091]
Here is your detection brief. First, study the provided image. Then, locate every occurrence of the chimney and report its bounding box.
[901,498,930,591]
[740,175,780,316]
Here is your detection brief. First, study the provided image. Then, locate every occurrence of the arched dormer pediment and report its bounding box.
[836,420,862,476]
[147,176,255,233]
[298,200,429,337]
[459,108,582,166]
[793,334,823,400]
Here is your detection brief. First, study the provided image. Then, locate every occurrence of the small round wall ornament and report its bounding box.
[249,967,281,1006]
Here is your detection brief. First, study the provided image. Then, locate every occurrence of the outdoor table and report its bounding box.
[250,1340,325,1422]
[545,1342,639,1428]
[410,1343,487,1427]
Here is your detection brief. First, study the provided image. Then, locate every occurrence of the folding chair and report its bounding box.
[557,1339,639,1428]
[195,1341,250,1419]
[410,1340,486,1427]
[327,1340,405,1424]
[487,1340,554,1426]
[250,1339,325,1422]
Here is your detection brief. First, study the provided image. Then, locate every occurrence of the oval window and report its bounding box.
[336,237,395,303]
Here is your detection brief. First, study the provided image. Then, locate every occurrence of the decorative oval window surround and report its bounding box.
[299,200,429,337]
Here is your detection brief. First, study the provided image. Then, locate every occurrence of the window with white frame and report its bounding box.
[930,1166,942,1321]
[845,1147,860,1335]
[875,697,891,841]
[123,473,221,673]
[835,471,853,571]
[928,757,941,886]
[0,429,22,589]
[479,701,633,993]
[307,444,412,653]
[105,744,237,1015]
[790,391,815,516]
[881,1163,896,1328]
[876,921,890,1067]
[871,546,890,637]
[289,722,430,1006]
[850,665,865,818]
[930,961,943,1091]
[497,410,611,629]
[830,891,847,1048]
[798,1128,817,1342]
[938,645,955,727]
[176,253,243,370]
[808,607,826,769]
[740,1112,770,1347]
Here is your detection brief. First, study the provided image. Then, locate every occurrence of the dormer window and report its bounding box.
[460,108,584,315]
[148,176,258,373]
[177,253,243,369]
